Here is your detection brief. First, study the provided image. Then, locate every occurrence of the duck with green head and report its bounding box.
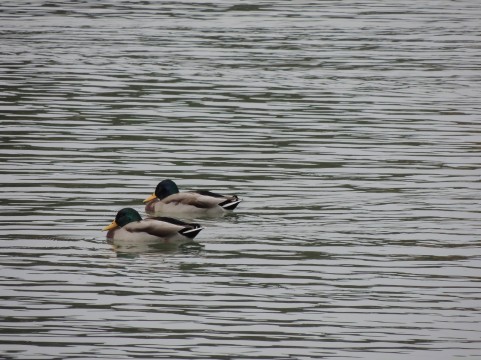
[143,179,241,217]
[103,207,203,244]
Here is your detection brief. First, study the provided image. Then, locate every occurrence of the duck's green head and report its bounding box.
[143,179,180,202]
[102,208,142,231]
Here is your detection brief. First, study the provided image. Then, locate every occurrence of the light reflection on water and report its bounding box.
[1,0,481,359]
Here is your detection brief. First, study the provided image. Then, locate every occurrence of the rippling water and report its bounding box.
[1,1,481,359]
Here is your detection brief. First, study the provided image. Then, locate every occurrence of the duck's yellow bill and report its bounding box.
[143,193,157,203]
[102,220,118,231]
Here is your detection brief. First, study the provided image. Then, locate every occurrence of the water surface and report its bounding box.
[1,1,481,359]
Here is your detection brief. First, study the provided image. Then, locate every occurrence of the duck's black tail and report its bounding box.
[158,216,204,240]
[219,196,242,210]
[180,226,203,239]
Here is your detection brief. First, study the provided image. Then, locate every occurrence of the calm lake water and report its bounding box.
[1,1,481,359]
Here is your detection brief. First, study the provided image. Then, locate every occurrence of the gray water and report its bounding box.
[1,1,481,359]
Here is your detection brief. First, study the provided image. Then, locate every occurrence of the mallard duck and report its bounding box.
[143,179,241,217]
[102,207,203,244]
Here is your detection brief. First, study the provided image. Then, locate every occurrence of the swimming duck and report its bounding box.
[102,207,203,244]
[143,179,241,217]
